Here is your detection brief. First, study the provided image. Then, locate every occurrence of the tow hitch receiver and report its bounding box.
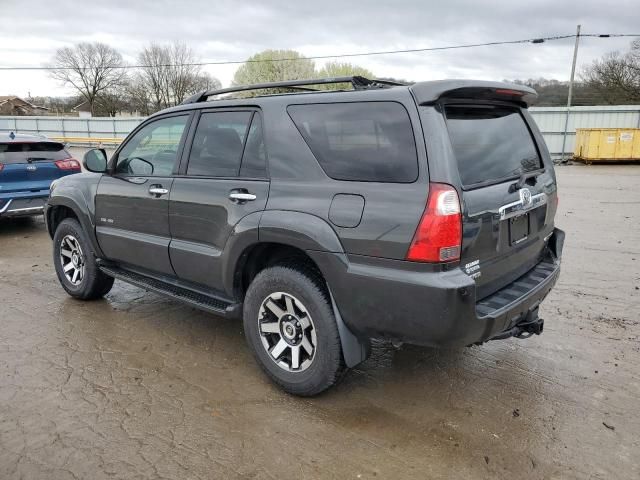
[490,307,544,341]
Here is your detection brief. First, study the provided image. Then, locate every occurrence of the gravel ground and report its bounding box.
[0,164,638,479]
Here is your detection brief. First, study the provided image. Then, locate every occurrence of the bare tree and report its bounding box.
[94,90,131,117]
[137,43,171,111]
[132,42,221,112]
[630,39,640,64]
[167,43,204,103]
[125,75,153,116]
[190,72,222,93]
[582,41,640,104]
[48,42,126,115]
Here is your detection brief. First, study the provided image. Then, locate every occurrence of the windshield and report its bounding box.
[445,105,542,188]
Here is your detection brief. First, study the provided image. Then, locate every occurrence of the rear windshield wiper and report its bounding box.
[26,157,50,162]
[510,170,542,192]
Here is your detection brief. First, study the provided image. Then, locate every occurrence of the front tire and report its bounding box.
[243,264,345,396]
[53,218,114,299]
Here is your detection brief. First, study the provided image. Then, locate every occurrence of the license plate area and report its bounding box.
[509,213,530,245]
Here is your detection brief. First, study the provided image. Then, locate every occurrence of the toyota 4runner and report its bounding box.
[45,76,564,396]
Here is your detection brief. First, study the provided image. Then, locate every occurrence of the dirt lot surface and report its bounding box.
[1,165,638,479]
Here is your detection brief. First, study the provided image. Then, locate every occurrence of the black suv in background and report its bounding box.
[45,77,563,396]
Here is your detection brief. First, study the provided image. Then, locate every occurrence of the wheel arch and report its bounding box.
[222,210,345,299]
[233,242,321,299]
[225,210,369,367]
[46,203,78,238]
[47,197,104,257]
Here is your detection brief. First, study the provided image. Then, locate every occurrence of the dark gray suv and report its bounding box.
[45,76,564,396]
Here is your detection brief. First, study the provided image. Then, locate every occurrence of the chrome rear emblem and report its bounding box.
[519,188,532,207]
[26,165,37,171]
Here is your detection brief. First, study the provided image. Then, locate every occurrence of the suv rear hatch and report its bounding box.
[0,141,79,194]
[443,101,557,300]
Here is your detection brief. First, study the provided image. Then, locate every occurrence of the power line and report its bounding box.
[1,32,638,71]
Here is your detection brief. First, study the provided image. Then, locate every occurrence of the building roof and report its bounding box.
[0,96,49,111]
[72,100,91,111]
[0,96,34,106]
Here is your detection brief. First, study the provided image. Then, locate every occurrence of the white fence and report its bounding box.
[2,105,640,158]
[0,116,145,141]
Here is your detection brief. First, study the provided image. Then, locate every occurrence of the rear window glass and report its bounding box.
[0,142,69,164]
[187,111,252,177]
[288,102,418,183]
[445,105,542,188]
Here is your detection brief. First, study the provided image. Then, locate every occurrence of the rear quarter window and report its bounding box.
[0,142,69,164]
[444,105,542,188]
[287,102,418,183]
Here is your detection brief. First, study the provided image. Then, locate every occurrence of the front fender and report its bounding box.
[46,173,103,257]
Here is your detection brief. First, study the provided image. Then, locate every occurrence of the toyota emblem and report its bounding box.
[519,188,532,207]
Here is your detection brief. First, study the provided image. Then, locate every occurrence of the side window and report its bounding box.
[240,114,268,178]
[187,111,252,177]
[116,115,188,176]
[287,102,418,183]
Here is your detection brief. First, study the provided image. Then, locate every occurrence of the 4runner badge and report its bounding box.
[464,259,482,279]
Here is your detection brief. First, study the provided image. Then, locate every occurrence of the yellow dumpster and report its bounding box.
[574,128,640,163]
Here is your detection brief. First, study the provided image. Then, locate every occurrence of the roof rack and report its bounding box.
[181,76,407,105]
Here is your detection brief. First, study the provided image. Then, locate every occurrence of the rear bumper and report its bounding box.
[0,194,48,217]
[311,228,564,347]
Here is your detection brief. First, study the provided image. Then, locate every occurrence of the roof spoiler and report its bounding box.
[410,80,537,107]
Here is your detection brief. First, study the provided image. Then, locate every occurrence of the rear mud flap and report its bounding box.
[328,289,371,368]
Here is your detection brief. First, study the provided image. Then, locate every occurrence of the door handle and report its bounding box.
[229,191,257,202]
[149,186,169,196]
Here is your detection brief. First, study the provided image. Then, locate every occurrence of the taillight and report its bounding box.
[406,183,462,263]
[55,159,81,170]
[0,163,3,171]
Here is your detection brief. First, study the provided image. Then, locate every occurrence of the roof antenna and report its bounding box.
[9,131,15,139]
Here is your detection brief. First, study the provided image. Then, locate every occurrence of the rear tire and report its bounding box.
[53,218,114,299]
[243,264,345,396]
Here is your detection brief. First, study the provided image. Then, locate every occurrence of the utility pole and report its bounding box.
[561,24,581,163]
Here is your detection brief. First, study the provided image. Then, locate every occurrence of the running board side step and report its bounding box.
[98,265,242,318]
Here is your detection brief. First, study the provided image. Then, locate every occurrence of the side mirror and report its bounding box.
[83,148,108,173]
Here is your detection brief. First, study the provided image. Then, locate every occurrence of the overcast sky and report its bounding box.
[2,0,639,98]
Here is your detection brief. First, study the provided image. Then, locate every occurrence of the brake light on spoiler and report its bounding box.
[494,88,525,97]
[407,183,462,263]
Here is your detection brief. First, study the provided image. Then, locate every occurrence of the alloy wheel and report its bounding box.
[258,292,317,372]
[59,235,85,286]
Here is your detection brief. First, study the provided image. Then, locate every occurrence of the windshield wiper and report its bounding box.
[509,170,542,192]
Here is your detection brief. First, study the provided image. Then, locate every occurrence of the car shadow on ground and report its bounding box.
[61,281,490,400]
[0,215,46,236]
